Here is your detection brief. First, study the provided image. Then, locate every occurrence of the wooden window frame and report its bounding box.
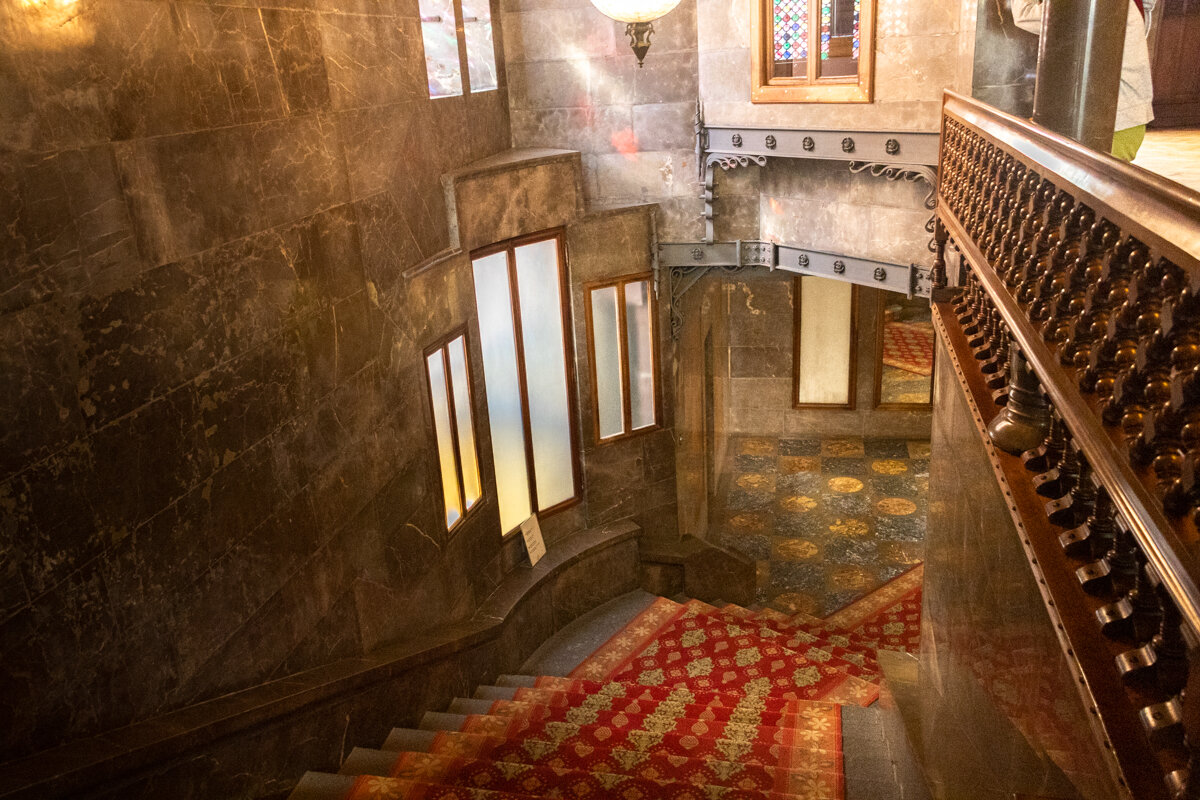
[792,276,858,410]
[423,325,484,532]
[470,229,582,535]
[583,273,661,445]
[751,0,876,103]
[873,291,935,411]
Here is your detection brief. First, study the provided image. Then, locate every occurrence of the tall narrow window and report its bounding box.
[793,276,857,407]
[752,0,875,102]
[418,0,463,98]
[425,330,482,529]
[472,232,578,534]
[461,0,498,92]
[586,275,659,442]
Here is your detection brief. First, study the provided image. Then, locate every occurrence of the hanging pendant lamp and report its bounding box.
[588,0,683,66]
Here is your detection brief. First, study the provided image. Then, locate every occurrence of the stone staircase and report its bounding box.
[287,589,928,800]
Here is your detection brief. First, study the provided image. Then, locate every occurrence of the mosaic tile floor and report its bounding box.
[712,435,929,618]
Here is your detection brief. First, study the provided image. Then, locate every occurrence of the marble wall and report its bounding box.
[922,334,1119,800]
[500,0,704,240]
[0,0,516,759]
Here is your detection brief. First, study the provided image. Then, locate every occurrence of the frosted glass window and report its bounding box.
[419,0,462,98]
[427,351,463,527]
[473,252,532,533]
[461,0,497,92]
[625,281,655,431]
[472,234,577,534]
[514,239,575,511]
[795,276,855,407]
[447,337,482,506]
[590,287,624,440]
[425,332,481,531]
[586,276,658,442]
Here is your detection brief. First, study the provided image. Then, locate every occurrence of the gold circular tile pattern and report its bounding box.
[737,473,774,491]
[830,565,872,590]
[776,538,820,561]
[739,438,776,456]
[877,497,917,516]
[780,494,817,513]
[908,442,931,458]
[772,592,818,616]
[729,513,767,531]
[779,456,820,474]
[822,439,864,457]
[878,541,924,565]
[828,477,864,493]
[870,459,907,475]
[829,518,869,537]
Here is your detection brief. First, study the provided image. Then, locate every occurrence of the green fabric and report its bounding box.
[1112,124,1147,161]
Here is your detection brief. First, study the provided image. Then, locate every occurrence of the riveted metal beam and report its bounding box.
[659,239,930,339]
[706,126,939,167]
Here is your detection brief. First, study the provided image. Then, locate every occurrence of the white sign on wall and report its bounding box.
[520,514,546,567]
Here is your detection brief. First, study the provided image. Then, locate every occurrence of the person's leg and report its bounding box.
[1112,124,1147,161]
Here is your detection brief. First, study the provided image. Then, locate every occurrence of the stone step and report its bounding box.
[447,697,498,715]
[472,685,518,700]
[494,674,538,688]
[420,711,468,731]
[381,728,437,752]
[340,747,398,776]
[288,772,355,800]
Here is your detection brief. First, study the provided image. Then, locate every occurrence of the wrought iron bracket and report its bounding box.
[659,239,930,339]
[695,107,940,249]
[702,153,767,244]
[848,161,938,210]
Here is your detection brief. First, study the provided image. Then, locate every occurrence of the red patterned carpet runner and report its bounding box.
[882,321,935,376]
[320,573,928,800]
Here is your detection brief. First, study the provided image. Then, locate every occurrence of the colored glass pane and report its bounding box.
[820,0,831,58]
[772,0,808,61]
[853,0,861,57]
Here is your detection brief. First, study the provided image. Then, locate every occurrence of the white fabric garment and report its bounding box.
[1010,0,1154,131]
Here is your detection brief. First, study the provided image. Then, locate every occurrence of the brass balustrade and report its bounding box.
[935,90,1200,799]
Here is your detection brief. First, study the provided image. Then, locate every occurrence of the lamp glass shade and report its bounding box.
[588,0,681,23]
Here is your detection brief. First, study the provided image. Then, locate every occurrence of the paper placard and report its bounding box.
[520,515,546,566]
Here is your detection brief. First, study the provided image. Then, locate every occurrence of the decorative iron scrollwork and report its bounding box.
[874,267,887,282]
[731,133,743,148]
[841,137,855,154]
[834,260,846,274]
[803,136,815,152]
[798,253,810,268]
[765,135,777,150]
[886,138,900,156]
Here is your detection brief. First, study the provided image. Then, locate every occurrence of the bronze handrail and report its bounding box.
[942,91,1200,266]
[938,91,1200,649]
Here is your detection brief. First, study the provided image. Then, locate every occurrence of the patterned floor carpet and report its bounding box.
[713,436,929,617]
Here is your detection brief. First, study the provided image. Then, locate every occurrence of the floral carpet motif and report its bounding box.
[331,556,930,800]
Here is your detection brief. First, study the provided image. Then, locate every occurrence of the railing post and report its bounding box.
[988,345,1052,453]
[1032,0,1128,153]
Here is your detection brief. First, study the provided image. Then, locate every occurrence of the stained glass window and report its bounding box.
[773,0,808,62]
[755,0,874,102]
